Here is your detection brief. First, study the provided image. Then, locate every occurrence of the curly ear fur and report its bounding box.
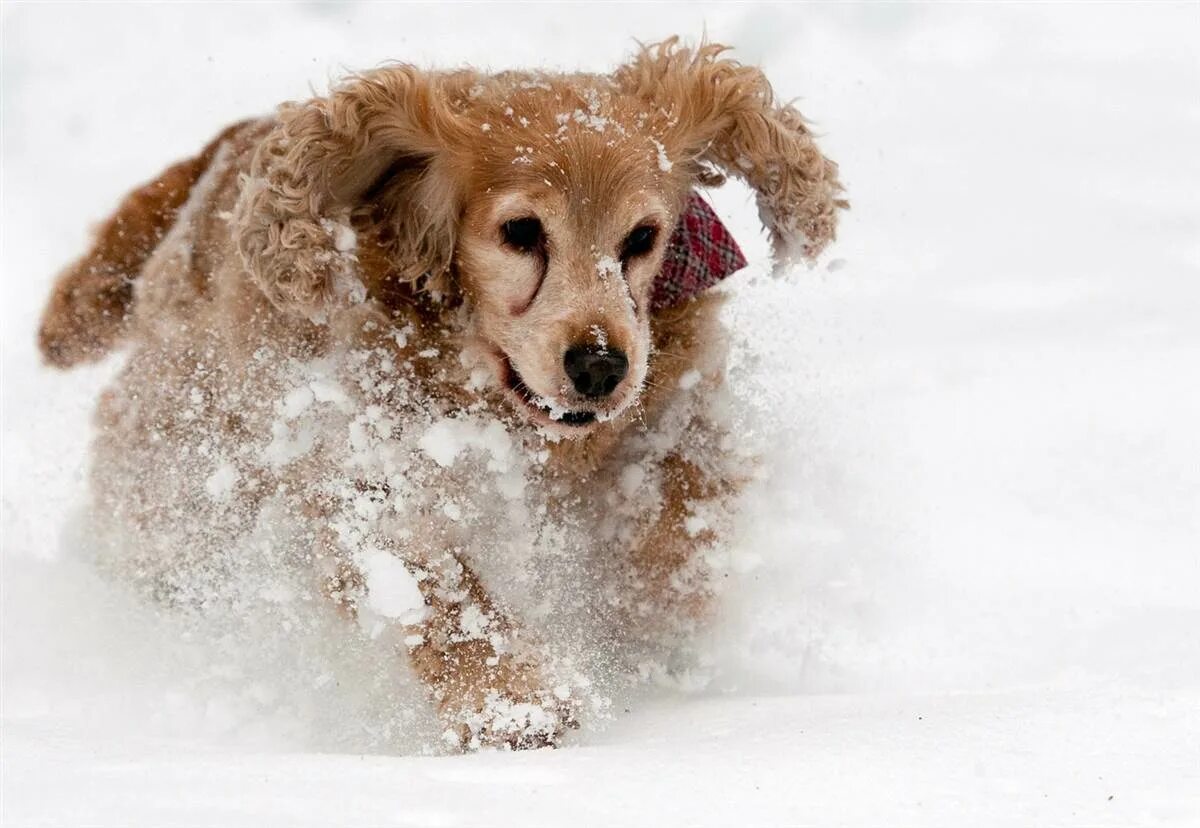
[615,38,847,266]
[234,67,472,320]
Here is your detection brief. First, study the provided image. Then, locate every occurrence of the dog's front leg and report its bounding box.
[399,547,578,751]
[622,453,735,642]
[319,530,577,751]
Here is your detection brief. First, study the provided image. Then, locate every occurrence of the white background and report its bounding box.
[2,2,1198,826]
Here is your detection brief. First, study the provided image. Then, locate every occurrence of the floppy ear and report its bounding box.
[614,38,847,267]
[234,67,471,320]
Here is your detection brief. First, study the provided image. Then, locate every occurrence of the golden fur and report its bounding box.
[37,39,843,750]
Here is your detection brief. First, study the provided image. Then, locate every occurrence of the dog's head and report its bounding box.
[236,39,844,437]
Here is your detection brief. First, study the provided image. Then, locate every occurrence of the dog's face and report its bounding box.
[237,41,844,439]
[452,88,688,435]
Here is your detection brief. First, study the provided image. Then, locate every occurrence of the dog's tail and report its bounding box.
[37,122,247,369]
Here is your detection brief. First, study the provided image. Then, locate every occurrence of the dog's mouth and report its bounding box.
[497,352,598,429]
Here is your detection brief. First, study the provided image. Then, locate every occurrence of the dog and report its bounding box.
[37,38,844,750]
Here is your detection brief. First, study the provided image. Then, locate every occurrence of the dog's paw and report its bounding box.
[442,687,580,752]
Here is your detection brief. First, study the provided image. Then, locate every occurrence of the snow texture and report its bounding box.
[3,3,1199,826]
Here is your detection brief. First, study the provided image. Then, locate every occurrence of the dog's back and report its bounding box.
[37,121,254,368]
[37,117,314,598]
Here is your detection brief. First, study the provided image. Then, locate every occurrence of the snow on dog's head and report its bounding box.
[235,39,844,438]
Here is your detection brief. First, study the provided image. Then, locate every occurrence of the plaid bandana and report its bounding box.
[651,192,747,311]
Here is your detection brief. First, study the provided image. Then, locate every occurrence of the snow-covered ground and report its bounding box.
[3,3,1198,825]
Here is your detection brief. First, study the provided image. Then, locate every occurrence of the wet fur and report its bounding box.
[37,39,842,749]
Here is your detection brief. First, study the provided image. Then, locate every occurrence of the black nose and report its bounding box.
[564,345,628,398]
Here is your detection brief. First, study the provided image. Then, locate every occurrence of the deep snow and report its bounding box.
[2,2,1198,826]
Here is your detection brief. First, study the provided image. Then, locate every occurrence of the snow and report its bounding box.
[418,416,515,474]
[355,548,427,625]
[3,3,1199,826]
[678,368,702,390]
[619,463,646,497]
[596,253,622,280]
[651,137,673,172]
[280,384,316,420]
[319,215,357,254]
[589,323,608,351]
[203,461,239,502]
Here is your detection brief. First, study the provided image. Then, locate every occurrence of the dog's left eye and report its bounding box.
[501,217,544,253]
[620,224,658,260]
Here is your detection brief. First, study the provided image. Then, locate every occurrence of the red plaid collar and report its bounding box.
[651,192,747,311]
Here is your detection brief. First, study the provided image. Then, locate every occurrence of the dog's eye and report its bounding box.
[620,224,658,260]
[501,217,544,252]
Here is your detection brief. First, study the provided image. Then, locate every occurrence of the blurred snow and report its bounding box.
[2,2,1198,826]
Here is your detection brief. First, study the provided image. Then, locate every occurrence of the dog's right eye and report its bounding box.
[501,217,544,253]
